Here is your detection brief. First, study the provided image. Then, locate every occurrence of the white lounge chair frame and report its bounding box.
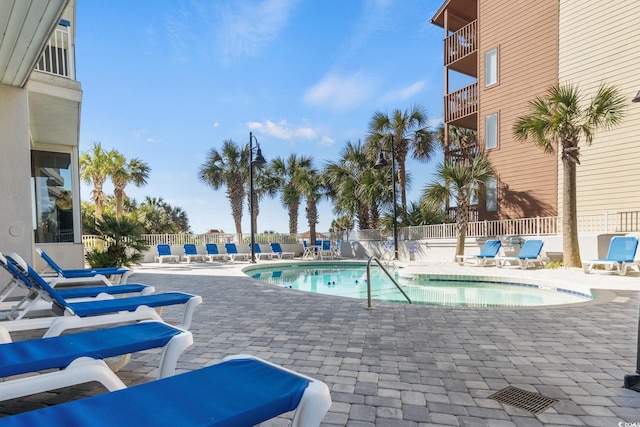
[582,236,640,276]
[0,319,193,402]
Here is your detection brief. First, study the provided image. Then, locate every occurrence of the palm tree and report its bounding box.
[268,154,313,235]
[423,153,494,258]
[199,140,248,241]
[435,125,478,163]
[513,83,626,267]
[330,216,354,241]
[366,104,435,209]
[79,142,111,221]
[324,141,381,230]
[295,164,325,245]
[84,214,149,267]
[110,152,150,221]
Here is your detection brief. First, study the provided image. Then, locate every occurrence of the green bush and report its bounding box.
[84,215,149,267]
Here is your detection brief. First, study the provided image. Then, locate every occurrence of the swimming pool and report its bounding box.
[244,262,594,307]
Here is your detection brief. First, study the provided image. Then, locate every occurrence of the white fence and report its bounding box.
[81,210,640,249]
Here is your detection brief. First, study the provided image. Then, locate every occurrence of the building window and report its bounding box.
[485,113,498,149]
[486,176,497,212]
[485,48,498,87]
[31,150,74,243]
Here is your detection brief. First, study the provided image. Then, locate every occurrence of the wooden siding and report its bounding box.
[477,0,559,220]
[559,0,640,218]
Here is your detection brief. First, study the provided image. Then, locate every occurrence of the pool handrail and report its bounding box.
[366,256,412,308]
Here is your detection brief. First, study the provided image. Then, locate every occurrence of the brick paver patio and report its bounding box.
[1,261,639,426]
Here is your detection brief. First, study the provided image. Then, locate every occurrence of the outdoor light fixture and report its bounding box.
[249,132,266,264]
[624,90,640,391]
[374,135,399,260]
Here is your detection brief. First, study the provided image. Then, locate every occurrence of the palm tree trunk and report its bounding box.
[288,202,298,235]
[563,160,582,267]
[455,201,469,259]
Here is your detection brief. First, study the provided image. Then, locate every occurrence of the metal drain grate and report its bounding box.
[489,386,558,414]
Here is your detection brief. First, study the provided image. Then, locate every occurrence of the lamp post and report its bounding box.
[624,91,640,391]
[249,132,266,263]
[374,135,399,260]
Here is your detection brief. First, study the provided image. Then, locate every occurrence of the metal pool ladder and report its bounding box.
[366,256,412,309]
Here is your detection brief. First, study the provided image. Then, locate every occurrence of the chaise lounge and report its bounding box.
[37,248,133,284]
[456,239,502,266]
[496,239,548,269]
[0,253,201,330]
[0,320,193,402]
[0,354,332,427]
[582,235,639,275]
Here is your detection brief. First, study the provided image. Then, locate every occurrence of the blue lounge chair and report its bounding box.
[0,255,155,319]
[205,243,228,261]
[1,253,201,330]
[0,355,331,427]
[182,244,206,263]
[250,243,273,261]
[496,239,548,269]
[224,243,249,261]
[582,236,640,275]
[0,320,192,402]
[155,244,179,263]
[270,242,295,259]
[37,248,132,284]
[456,239,502,266]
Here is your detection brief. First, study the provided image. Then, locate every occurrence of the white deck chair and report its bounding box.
[270,242,295,259]
[582,236,639,275]
[37,248,133,285]
[496,239,549,269]
[0,320,193,402]
[2,354,331,427]
[0,253,202,330]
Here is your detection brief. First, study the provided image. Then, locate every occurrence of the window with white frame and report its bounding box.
[31,150,75,243]
[485,113,498,149]
[485,48,498,87]
[486,176,497,212]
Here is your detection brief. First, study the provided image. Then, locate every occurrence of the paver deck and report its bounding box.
[1,260,639,426]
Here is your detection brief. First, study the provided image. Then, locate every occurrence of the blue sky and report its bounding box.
[76,0,447,234]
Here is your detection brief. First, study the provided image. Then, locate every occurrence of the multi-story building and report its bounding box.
[0,0,83,268]
[431,0,640,228]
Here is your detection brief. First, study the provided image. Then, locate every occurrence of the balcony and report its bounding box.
[444,20,477,76]
[444,83,477,129]
[34,20,74,80]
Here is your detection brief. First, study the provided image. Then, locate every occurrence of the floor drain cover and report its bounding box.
[489,386,558,414]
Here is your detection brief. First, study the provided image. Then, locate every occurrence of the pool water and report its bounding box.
[246,263,593,307]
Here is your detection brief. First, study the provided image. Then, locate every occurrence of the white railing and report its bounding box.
[357,211,640,241]
[81,210,640,249]
[35,21,74,79]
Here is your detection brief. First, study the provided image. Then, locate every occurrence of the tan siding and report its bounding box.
[478,0,559,219]
[560,0,640,217]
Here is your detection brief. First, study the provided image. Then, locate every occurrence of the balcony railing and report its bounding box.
[445,83,478,123]
[445,20,477,66]
[35,20,73,79]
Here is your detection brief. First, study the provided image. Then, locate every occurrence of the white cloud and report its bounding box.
[247,120,316,141]
[380,80,427,103]
[319,136,336,146]
[213,122,220,127]
[216,0,297,62]
[303,71,376,111]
